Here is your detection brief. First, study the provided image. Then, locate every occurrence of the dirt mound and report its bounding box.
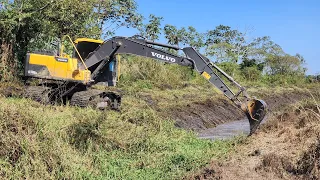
[294,141,320,179]
[257,140,320,180]
[188,102,320,180]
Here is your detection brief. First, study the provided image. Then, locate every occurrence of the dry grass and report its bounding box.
[188,93,320,180]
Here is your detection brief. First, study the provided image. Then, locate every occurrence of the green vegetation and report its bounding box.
[117,55,210,91]
[0,56,247,179]
[0,96,241,179]
[0,0,141,80]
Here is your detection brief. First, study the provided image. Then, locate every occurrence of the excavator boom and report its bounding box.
[83,37,244,103]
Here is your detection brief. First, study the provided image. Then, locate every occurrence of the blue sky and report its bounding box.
[115,0,320,75]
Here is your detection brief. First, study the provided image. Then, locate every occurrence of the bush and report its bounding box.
[263,74,306,86]
[241,66,262,81]
[216,62,241,78]
[117,55,195,90]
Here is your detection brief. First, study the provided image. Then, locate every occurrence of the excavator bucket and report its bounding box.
[242,99,268,135]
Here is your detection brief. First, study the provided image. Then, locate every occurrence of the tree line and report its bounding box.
[0,0,313,85]
[139,15,308,85]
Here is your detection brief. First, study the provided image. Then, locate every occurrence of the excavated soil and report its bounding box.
[188,100,320,180]
[169,89,311,131]
[172,98,243,130]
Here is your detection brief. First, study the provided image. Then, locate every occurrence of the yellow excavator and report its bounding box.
[23,35,267,134]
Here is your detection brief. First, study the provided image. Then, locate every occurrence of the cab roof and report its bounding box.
[74,38,103,44]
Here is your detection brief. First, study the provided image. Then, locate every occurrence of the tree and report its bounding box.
[163,24,204,50]
[164,24,179,45]
[246,36,284,63]
[205,25,246,63]
[181,26,204,50]
[265,53,306,76]
[98,0,142,37]
[241,66,262,81]
[238,36,279,71]
[240,59,264,71]
[0,0,142,80]
[138,14,163,41]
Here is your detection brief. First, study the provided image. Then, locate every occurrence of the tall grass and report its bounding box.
[117,55,210,92]
[0,56,247,179]
[0,97,238,179]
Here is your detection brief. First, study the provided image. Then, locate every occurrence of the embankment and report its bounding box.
[188,90,320,180]
[165,87,315,131]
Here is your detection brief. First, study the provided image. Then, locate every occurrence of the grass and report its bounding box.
[0,96,240,179]
[116,55,214,93]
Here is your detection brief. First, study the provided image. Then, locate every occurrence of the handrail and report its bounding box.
[61,35,88,70]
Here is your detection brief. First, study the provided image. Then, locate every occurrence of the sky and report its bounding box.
[114,0,320,75]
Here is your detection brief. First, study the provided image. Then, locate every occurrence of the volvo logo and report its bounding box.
[151,52,176,63]
[55,57,68,62]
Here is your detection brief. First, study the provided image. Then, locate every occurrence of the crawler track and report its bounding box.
[24,86,52,104]
[70,89,121,110]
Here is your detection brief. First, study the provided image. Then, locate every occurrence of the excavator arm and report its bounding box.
[82,36,267,135]
[83,37,241,101]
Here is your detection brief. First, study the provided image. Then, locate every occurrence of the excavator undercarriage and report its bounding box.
[23,80,121,110]
[22,35,267,134]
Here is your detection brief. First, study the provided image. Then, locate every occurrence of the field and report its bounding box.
[0,57,319,179]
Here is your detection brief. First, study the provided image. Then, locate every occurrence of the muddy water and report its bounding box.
[198,118,267,140]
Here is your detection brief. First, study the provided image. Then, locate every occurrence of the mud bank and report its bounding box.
[170,88,312,131]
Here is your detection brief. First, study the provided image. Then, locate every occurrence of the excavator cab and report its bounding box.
[73,38,103,62]
[24,37,103,84]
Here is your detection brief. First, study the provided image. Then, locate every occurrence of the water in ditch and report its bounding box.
[198,117,267,140]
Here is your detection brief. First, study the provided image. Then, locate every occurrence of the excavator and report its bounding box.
[23,35,267,135]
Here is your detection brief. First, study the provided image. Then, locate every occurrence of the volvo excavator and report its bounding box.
[23,35,267,134]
